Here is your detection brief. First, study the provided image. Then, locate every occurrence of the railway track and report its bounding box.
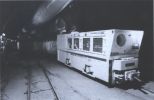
[26,61,59,100]
[2,60,154,100]
[41,65,59,100]
[27,66,31,100]
[38,62,60,100]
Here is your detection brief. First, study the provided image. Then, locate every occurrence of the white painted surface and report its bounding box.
[57,29,144,84]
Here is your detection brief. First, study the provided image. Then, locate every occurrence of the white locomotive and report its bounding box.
[57,29,144,85]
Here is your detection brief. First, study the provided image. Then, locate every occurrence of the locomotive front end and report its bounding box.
[112,57,140,84]
[110,29,144,85]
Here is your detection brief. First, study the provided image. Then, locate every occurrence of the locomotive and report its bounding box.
[57,29,144,85]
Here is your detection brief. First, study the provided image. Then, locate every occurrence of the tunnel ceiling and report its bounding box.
[0,0,153,40]
[0,1,43,38]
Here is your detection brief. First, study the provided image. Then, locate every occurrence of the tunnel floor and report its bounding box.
[1,57,154,100]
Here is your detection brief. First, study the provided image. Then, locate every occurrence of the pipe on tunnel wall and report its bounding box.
[32,0,72,26]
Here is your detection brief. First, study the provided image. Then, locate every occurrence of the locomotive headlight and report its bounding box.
[116,34,126,47]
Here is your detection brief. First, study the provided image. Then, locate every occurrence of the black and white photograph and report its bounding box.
[0,0,153,100]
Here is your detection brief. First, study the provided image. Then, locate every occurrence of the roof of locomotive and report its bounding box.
[69,29,143,35]
[57,29,143,37]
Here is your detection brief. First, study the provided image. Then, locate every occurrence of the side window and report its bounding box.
[93,38,102,53]
[68,38,72,49]
[74,38,79,49]
[83,38,90,51]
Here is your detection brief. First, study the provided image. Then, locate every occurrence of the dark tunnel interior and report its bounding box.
[0,0,153,82]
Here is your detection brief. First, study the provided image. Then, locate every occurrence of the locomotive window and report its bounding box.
[83,38,90,51]
[74,38,79,49]
[93,38,102,53]
[68,38,72,49]
[116,34,126,47]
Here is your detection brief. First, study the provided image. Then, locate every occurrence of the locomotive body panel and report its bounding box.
[57,29,144,85]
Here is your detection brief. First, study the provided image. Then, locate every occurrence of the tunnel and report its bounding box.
[0,0,153,100]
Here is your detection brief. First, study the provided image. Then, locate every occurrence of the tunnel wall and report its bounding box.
[33,40,57,55]
[20,40,57,59]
